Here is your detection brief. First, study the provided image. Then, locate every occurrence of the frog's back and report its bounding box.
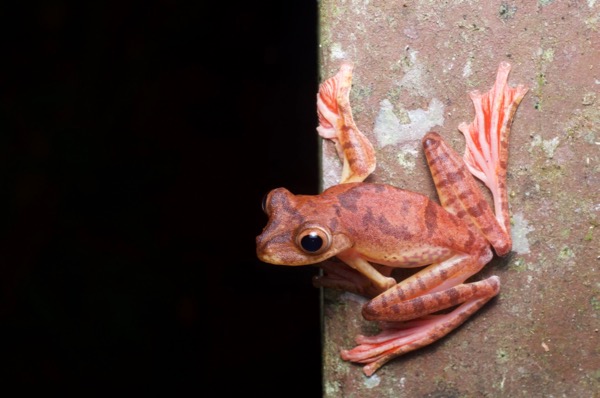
[322,182,433,218]
[322,183,486,266]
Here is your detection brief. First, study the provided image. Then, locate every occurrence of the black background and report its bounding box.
[1,1,321,395]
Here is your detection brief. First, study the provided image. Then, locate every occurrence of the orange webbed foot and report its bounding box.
[341,315,448,376]
[316,62,376,184]
[458,61,528,234]
[342,276,500,376]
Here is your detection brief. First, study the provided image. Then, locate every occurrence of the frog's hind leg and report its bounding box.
[340,253,500,376]
[423,131,511,256]
[343,279,498,376]
[423,63,527,256]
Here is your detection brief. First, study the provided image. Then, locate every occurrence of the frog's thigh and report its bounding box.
[362,253,489,320]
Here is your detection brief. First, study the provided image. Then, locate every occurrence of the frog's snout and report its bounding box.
[255,232,277,263]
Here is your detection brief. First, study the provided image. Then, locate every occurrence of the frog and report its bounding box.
[256,61,527,376]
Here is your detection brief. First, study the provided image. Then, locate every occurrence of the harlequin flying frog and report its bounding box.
[256,61,527,376]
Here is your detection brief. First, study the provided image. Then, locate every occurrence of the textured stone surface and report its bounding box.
[319,1,600,396]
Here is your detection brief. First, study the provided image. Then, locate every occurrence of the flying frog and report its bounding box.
[256,61,527,376]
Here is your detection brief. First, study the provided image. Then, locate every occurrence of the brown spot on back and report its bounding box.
[362,207,376,226]
[337,189,360,212]
[377,215,414,240]
[328,217,339,231]
[372,184,386,193]
[333,204,342,217]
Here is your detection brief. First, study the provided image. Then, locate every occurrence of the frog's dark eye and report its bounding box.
[295,225,332,255]
[261,192,270,215]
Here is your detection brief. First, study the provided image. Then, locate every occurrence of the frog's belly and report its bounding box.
[359,243,455,268]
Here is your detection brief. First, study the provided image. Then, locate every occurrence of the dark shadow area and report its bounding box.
[0,1,320,395]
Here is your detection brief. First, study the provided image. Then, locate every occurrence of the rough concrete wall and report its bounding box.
[319,1,600,396]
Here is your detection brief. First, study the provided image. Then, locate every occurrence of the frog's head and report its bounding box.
[256,187,352,266]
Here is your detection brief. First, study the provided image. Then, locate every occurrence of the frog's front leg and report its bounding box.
[317,61,376,184]
[314,259,394,298]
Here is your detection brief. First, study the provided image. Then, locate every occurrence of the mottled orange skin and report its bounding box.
[257,180,490,288]
[256,62,527,376]
[256,133,506,376]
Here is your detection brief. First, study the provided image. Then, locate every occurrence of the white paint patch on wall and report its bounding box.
[531,134,560,159]
[373,98,445,148]
[364,373,381,388]
[511,212,534,255]
[398,50,432,98]
[396,146,420,171]
[463,57,473,78]
[330,42,347,60]
[321,149,343,190]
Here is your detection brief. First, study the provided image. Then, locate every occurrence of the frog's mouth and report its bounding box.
[255,232,318,265]
[256,230,353,266]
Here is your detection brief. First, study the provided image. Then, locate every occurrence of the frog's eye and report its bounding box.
[261,192,270,215]
[295,225,332,255]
